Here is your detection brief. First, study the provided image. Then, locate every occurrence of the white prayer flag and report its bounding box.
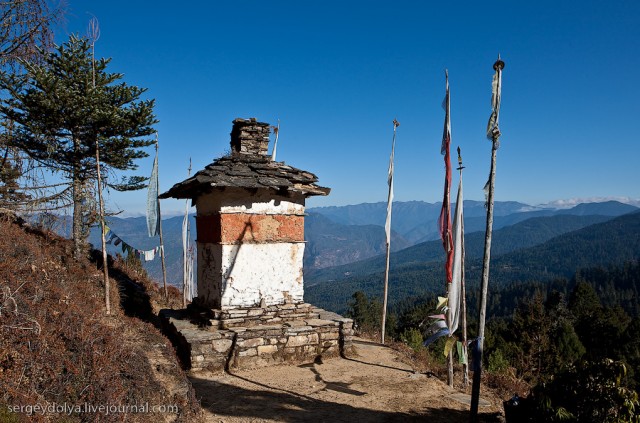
[447,177,464,334]
[385,120,399,245]
[146,150,160,237]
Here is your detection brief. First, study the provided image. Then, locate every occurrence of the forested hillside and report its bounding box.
[381,261,640,421]
[306,211,640,314]
[306,213,614,284]
[304,213,410,269]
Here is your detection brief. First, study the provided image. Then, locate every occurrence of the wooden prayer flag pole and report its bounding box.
[88,17,110,315]
[470,55,505,422]
[182,158,192,308]
[457,146,469,388]
[381,118,399,344]
[155,138,168,301]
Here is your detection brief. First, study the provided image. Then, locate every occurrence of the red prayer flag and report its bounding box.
[439,72,453,283]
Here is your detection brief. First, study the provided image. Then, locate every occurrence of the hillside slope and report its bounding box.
[306,213,614,285]
[0,212,202,422]
[487,210,640,284]
[306,211,640,313]
[304,213,410,269]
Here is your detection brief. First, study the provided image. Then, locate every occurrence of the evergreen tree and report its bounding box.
[510,291,552,381]
[0,35,157,257]
[347,291,383,334]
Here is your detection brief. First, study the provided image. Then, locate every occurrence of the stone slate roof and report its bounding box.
[159,154,330,200]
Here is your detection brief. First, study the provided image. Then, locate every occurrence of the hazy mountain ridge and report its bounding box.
[305,210,640,313]
[308,200,537,243]
[59,199,637,293]
[304,213,410,269]
[305,213,615,285]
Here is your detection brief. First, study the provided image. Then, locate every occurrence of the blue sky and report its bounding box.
[58,1,640,215]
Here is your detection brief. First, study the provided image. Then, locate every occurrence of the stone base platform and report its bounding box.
[160,302,355,372]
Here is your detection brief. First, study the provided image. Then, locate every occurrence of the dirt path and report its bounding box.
[190,338,504,422]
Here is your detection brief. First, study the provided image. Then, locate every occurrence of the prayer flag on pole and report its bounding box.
[381,119,400,344]
[487,60,503,140]
[471,55,506,423]
[271,120,280,161]
[447,176,464,334]
[385,120,399,245]
[147,146,160,237]
[439,71,454,283]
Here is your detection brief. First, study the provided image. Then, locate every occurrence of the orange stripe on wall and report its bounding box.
[196,213,304,243]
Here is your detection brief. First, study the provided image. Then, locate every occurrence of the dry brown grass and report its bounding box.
[0,213,202,422]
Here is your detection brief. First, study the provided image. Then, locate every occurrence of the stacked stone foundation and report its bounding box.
[160,303,355,372]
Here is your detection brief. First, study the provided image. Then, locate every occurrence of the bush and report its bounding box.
[515,359,640,423]
[400,328,424,352]
[488,348,511,374]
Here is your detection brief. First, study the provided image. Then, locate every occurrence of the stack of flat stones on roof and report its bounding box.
[159,118,355,372]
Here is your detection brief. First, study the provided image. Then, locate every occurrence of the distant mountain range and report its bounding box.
[304,213,410,269]
[308,200,638,244]
[305,209,640,314]
[53,199,636,310]
[308,200,537,243]
[304,213,616,285]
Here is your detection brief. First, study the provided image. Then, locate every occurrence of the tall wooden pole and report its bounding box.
[96,142,110,315]
[159,203,168,300]
[461,232,469,388]
[155,140,168,301]
[470,56,504,422]
[182,158,192,308]
[88,18,110,315]
[447,344,454,387]
[381,241,391,344]
[381,119,399,344]
[458,148,469,388]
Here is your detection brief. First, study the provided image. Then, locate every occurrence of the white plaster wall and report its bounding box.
[196,188,305,215]
[219,242,305,308]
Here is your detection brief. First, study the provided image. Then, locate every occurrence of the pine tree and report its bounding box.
[0,35,157,257]
[347,291,383,334]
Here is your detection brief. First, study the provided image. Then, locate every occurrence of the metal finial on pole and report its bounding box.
[381,118,399,345]
[470,56,505,422]
[457,146,464,170]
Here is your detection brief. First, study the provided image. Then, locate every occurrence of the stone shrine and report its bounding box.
[158,118,354,371]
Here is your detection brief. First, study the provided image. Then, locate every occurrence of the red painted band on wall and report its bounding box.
[196,213,304,244]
